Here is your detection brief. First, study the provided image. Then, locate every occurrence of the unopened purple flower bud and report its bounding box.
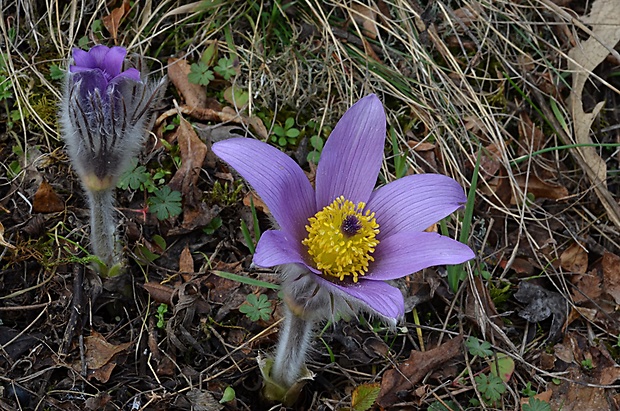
[60,45,164,191]
[59,45,164,271]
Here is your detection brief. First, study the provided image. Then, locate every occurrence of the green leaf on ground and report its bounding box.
[239,294,272,321]
[474,373,506,403]
[149,186,182,220]
[522,397,551,411]
[465,336,493,357]
[352,383,381,411]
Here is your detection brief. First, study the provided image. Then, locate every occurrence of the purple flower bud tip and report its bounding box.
[70,45,141,85]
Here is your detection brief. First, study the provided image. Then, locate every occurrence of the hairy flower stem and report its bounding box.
[271,305,314,389]
[87,188,118,270]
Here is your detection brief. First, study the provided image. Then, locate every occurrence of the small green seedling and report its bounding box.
[149,186,182,220]
[522,397,551,411]
[465,336,493,357]
[219,386,235,404]
[239,294,272,321]
[118,159,152,191]
[203,216,223,235]
[49,64,65,80]
[156,303,168,329]
[188,62,214,86]
[474,373,506,404]
[214,56,236,80]
[522,382,536,397]
[581,358,593,370]
[0,76,12,100]
[271,117,300,147]
[307,134,324,164]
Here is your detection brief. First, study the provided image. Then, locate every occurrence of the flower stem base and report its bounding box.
[259,355,313,406]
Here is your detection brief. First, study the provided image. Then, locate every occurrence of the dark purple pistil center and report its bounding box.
[341,215,362,237]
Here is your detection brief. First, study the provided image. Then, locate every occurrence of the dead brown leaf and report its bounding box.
[82,331,131,383]
[102,0,130,43]
[570,270,601,304]
[0,222,15,250]
[168,202,221,235]
[179,245,194,277]
[167,57,208,109]
[155,104,268,140]
[602,251,620,305]
[32,180,64,213]
[513,174,569,201]
[351,3,378,39]
[142,281,174,304]
[550,374,612,410]
[168,117,208,208]
[376,335,463,408]
[567,0,620,229]
[560,242,588,274]
[518,112,545,156]
[243,191,270,215]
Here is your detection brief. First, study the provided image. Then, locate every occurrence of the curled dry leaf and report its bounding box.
[513,174,569,201]
[81,331,132,383]
[560,242,588,274]
[168,116,208,207]
[167,57,208,108]
[102,0,130,43]
[567,0,620,229]
[514,282,567,341]
[377,335,463,408]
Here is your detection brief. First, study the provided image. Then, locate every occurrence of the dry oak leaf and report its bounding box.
[168,116,208,208]
[102,0,130,43]
[82,331,131,383]
[567,0,620,229]
[602,251,620,306]
[513,174,568,201]
[377,335,463,408]
[32,180,64,213]
[560,242,588,274]
[167,57,208,109]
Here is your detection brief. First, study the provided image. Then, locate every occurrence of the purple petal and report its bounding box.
[315,94,386,209]
[366,231,475,280]
[72,47,92,67]
[368,174,467,239]
[98,46,128,78]
[118,68,141,82]
[314,275,404,319]
[212,138,316,243]
[254,230,319,272]
[72,70,108,96]
[87,45,112,66]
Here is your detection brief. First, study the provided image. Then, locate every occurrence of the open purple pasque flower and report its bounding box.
[60,45,163,191]
[212,94,474,321]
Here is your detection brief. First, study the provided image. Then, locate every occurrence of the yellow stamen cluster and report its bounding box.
[302,196,380,282]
